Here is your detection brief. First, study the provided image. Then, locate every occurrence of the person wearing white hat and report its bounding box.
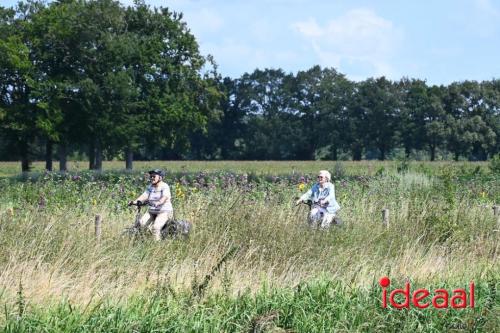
[296,170,340,228]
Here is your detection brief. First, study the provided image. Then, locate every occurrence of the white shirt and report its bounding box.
[142,182,173,213]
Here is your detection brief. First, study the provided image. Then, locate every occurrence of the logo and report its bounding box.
[379,277,474,309]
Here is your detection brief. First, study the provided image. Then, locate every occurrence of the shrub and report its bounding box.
[489,154,500,174]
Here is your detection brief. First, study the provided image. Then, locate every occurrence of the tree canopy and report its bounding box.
[0,1,499,170]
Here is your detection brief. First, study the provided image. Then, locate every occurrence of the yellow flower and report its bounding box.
[480,191,486,198]
[92,199,97,206]
[175,184,185,199]
[298,183,306,191]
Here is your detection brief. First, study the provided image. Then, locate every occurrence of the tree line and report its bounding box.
[1,1,499,172]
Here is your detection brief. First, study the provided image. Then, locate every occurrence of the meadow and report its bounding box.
[0,161,498,332]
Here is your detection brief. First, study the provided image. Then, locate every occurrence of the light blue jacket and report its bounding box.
[299,182,340,214]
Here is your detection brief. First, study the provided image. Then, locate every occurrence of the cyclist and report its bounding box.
[129,169,173,240]
[296,170,340,228]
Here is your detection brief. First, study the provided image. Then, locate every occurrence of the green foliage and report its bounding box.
[375,166,386,177]
[332,162,346,179]
[438,167,457,208]
[0,162,498,331]
[396,157,410,174]
[2,279,498,332]
[422,211,456,243]
[2,3,500,164]
[0,0,221,169]
[489,154,500,174]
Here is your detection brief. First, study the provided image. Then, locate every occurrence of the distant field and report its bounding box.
[0,160,490,178]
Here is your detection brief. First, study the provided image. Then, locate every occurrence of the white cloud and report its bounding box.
[120,1,223,35]
[292,8,402,79]
[182,8,224,35]
[294,18,323,38]
[199,38,300,76]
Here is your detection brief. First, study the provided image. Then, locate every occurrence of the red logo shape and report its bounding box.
[379,276,390,288]
[379,277,474,309]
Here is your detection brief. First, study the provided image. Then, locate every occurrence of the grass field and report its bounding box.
[0,161,498,332]
[0,159,490,178]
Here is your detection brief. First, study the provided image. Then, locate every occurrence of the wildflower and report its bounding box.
[92,199,97,206]
[298,183,306,191]
[480,191,486,198]
[175,183,186,200]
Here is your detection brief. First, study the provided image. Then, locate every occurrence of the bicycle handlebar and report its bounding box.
[296,200,328,208]
[128,200,150,207]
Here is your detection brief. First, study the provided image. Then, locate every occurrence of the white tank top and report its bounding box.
[142,182,173,213]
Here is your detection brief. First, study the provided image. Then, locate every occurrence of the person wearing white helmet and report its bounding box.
[129,169,173,240]
[296,170,340,228]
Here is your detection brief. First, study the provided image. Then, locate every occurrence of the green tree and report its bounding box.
[0,1,47,172]
[348,78,400,160]
[443,81,497,160]
[423,85,447,161]
[397,78,428,157]
[237,68,297,159]
[28,0,89,171]
[121,2,221,164]
[294,66,352,160]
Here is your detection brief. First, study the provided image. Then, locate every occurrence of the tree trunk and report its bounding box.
[20,142,31,173]
[95,140,103,171]
[379,147,386,161]
[308,144,316,161]
[58,143,67,172]
[430,145,436,161]
[479,147,487,161]
[454,151,459,161]
[88,141,96,170]
[125,147,133,170]
[352,145,362,161]
[331,146,338,161]
[405,146,411,158]
[45,140,53,171]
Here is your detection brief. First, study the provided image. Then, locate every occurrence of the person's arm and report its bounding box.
[130,189,149,205]
[320,183,336,206]
[296,187,313,205]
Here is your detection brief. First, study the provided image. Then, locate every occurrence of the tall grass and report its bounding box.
[0,163,498,331]
[3,279,498,332]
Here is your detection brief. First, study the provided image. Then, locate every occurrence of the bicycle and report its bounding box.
[296,199,343,228]
[124,200,191,240]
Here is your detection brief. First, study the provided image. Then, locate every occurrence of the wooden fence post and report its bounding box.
[95,214,102,242]
[382,208,389,227]
[494,206,499,227]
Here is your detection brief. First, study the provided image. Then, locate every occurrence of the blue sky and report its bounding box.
[2,0,499,85]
